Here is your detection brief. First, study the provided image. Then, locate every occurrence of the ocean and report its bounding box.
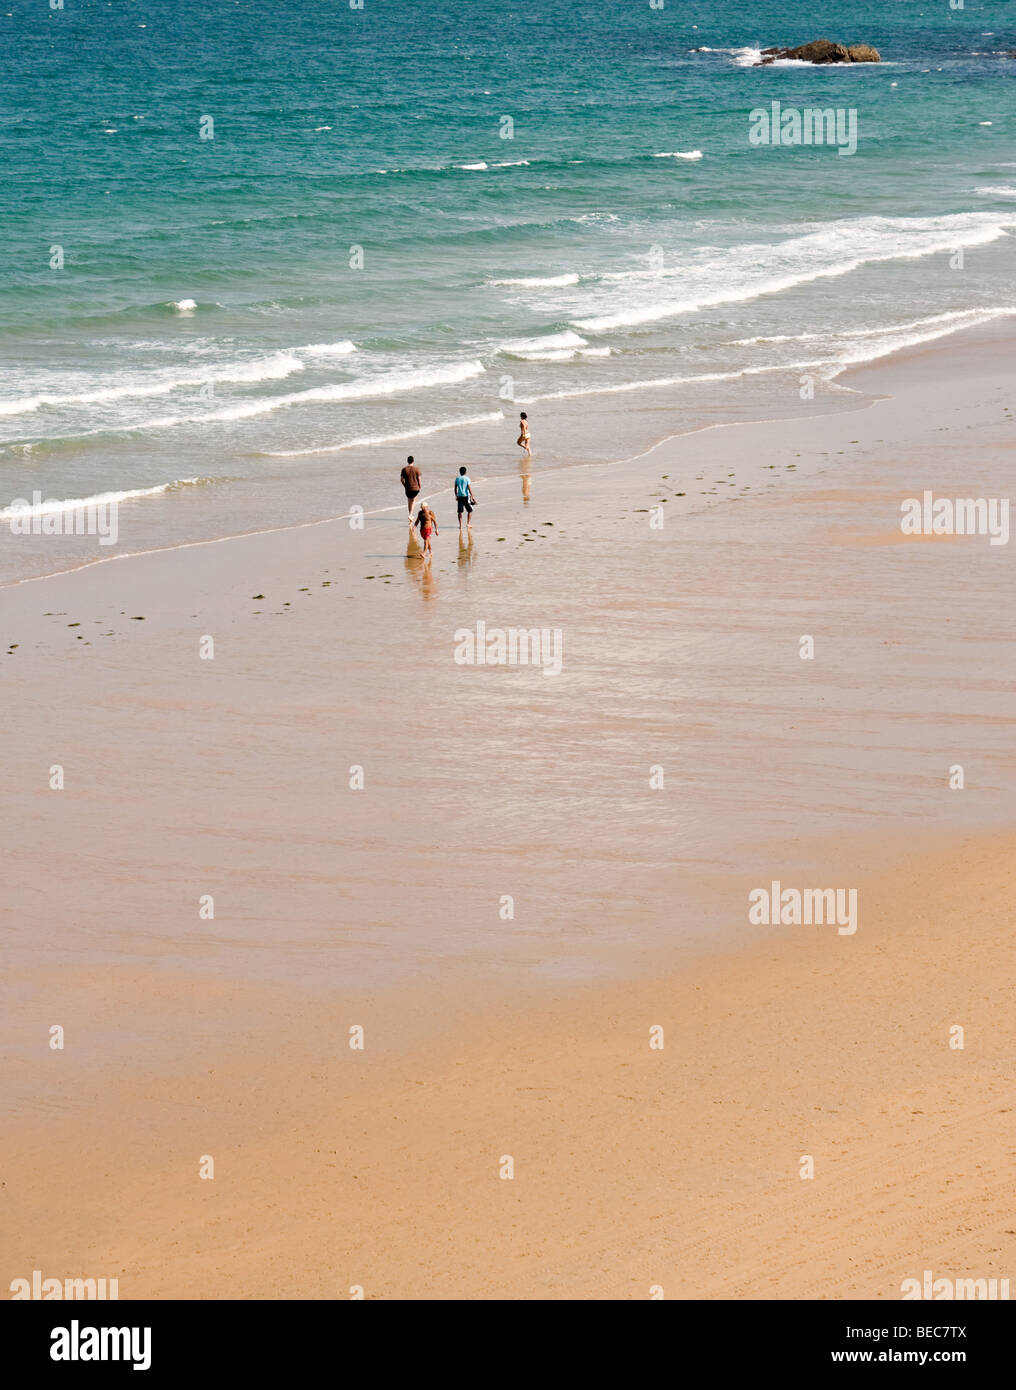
[1,0,1014,579]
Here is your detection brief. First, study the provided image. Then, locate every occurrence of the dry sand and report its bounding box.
[2,322,1014,1298]
[3,833,1014,1300]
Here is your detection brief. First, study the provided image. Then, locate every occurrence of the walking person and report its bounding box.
[400,455,421,517]
[516,412,532,457]
[415,501,439,561]
[454,465,476,533]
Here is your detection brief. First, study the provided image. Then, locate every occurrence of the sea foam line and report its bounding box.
[298,340,358,357]
[519,361,829,405]
[0,344,361,422]
[0,352,305,418]
[489,273,581,288]
[523,307,1016,403]
[573,214,1016,332]
[729,306,1016,349]
[144,360,487,429]
[266,411,505,457]
[498,330,588,355]
[0,478,208,519]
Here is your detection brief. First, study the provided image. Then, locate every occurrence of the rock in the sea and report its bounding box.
[758,39,880,65]
[759,39,848,64]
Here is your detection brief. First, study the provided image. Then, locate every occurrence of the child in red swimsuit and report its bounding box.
[415,503,438,560]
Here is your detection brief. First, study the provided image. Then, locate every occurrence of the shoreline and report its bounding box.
[4,311,1012,589]
[2,319,1014,1297]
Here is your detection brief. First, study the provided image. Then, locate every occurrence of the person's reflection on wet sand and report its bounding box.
[457,530,476,569]
[405,527,438,599]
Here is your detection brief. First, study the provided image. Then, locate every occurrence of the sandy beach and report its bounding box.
[2,321,1014,1300]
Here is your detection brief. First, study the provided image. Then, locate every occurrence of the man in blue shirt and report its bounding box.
[454,466,475,534]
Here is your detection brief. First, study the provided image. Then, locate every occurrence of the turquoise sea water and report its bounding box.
[1,0,1014,576]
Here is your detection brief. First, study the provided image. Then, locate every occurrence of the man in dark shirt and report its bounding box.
[400,456,421,517]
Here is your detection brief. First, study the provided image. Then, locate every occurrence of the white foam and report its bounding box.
[0,352,305,417]
[155,359,487,426]
[299,340,358,357]
[219,353,304,384]
[831,306,1016,368]
[842,307,1015,340]
[458,162,489,170]
[0,478,207,519]
[519,307,1016,404]
[519,360,824,405]
[732,308,1016,356]
[728,332,823,346]
[572,213,1016,333]
[489,273,580,288]
[171,298,197,312]
[510,346,612,363]
[267,411,505,457]
[719,45,854,68]
[517,350,576,362]
[499,330,588,355]
[727,46,815,67]
[653,150,703,160]
[976,185,1016,198]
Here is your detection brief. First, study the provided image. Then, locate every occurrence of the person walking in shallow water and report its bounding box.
[516,412,532,457]
[400,455,421,517]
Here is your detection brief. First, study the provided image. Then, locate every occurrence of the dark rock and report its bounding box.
[757,38,880,66]
[766,39,849,64]
[791,39,851,63]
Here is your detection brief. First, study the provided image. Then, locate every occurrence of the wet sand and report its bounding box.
[2,321,1014,1298]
